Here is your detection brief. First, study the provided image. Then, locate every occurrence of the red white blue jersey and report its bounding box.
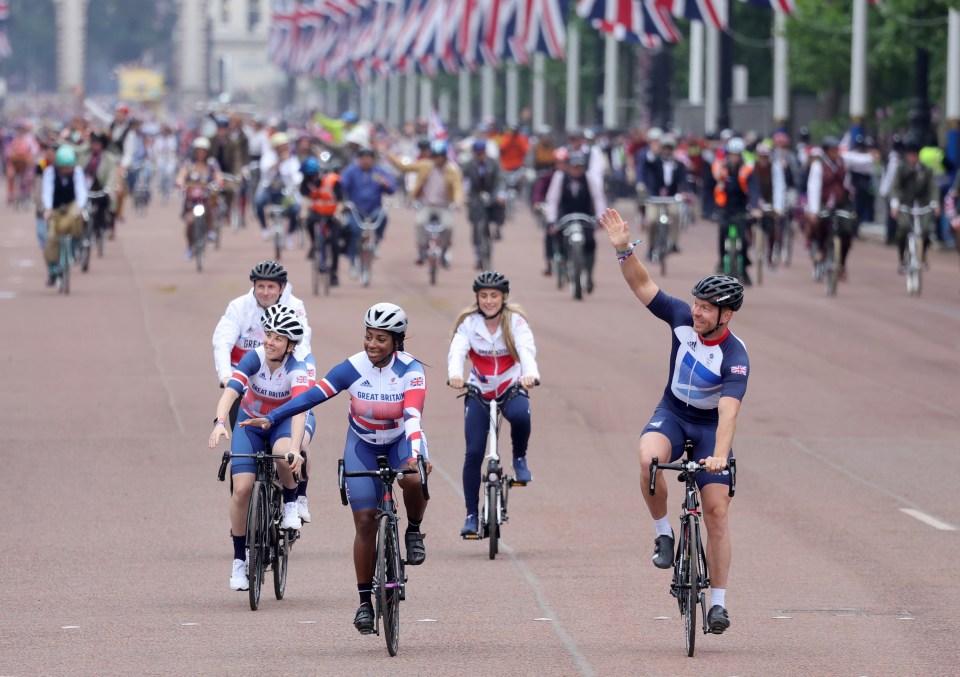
[648,290,749,424]
[227,347,312,419]
[447,313,539,399]
[211,284,314,384]
[265,351,427,458]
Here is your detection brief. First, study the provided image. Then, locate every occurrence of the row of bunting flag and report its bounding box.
[268,0,879,81]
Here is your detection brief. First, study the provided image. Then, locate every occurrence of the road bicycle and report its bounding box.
[458,382,535,560]
[469,192,496,272]
[85,189,111,260]
[751,203,777,286]
[554,212,594,301]
[339,455,430,656]
[649,442,736,657]
[131,162,152,216]
[218,449,307,611]
[645,196,683,276]
[219,173,242,233]
[424,211,448,286]
[902,203,935,297]
[813,209,854,296]
[346,202,386,288]
[54,233,75,295]
[309,216,335,297]
[721,217,748,284]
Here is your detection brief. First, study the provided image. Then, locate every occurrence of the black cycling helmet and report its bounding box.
[691,275,744,312]
[473,270,510,294]
[249,260,288,284]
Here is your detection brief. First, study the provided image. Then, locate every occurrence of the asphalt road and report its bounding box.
[1,192,958,677]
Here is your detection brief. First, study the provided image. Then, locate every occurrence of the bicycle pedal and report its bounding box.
[509,480,528,487]
[462,533,480,540]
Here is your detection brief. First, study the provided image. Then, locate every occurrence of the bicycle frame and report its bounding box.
[645,196,682,275]
[424,215,447,286]
[347,203,386,288]
[650,446,736,656]
[903,204,934,297]
[339,455,429,656]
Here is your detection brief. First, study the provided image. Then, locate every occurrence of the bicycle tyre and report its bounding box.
[273,515,289,600]
[907,234,921,296]
[80,240,91,273]
[685,520,698,657]
[360,248,373,288]
[570,245,583,301]
[754,226,764,286]
[247,482,268,611]
[429,257,437,286]
[96,229,105,258]
[376,517,401,656]
[487,483,499,560]
[60,243,71,295]
[825,236,839,296]
[311,250,321,296]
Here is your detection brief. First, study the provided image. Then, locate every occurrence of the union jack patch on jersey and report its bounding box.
[731,365,748,375]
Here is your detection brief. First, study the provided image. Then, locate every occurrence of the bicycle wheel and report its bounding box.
[59,242,71,295]
[487,483,499,560]
[428,253,438,286]
[754,226,764,286]
[311,249,321,296]
[570,245,583,300]
[273,516,289,600]
[684,520,699,657]
[907,234,921,296]
[360,247,373,288]
[825,235,839,296]
[247,482,268,610]
[376,517,401,656]
[274,230,283,261]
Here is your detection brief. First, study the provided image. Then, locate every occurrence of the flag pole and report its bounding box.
[533,52,546,131]
[506,61,519,127]
[602,30,618,129]
[459,69,472,133]
[772,10,789,129]
[565,21,580,133]
[849,0,868,139]
[947,9,960,173]
[704,21,720,134]
[481,65,496,122]
[688,20,704,106]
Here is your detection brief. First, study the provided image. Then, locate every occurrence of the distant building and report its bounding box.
[207,0,284,101]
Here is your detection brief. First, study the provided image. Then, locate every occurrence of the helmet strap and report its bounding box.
[702,306,727,339]
[476,295,504,321]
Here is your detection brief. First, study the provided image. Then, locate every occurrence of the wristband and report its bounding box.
[215,419,226,426]
[618,251,634,264]
[615,238,643,257]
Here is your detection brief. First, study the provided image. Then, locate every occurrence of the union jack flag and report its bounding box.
[671,0,726,28]
[731,365,748,375]
[577,0,678,46]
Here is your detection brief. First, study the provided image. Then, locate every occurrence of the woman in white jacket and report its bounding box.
[447,271,540,537]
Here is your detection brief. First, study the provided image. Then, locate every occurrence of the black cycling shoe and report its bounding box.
[708,604,730,634]
[652,532,674,569]
[405,531,426,565]
[353,602,375,634]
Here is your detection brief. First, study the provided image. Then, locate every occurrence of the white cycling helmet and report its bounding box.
[726,137,746,155]
[261,304,304,343]
[364,302,408,333]
[193,136,211,150]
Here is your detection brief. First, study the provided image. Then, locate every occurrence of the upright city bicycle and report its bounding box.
[217,449,307,611]
[645,196,683,276]
[339,455,430,656]
[554,212,594,301]
[424,210,447,286]
[721,217,748,284]
[649,442,736,657]
[458,383,535,560]
[813,208,854,296]
[346,202,386,288]
[902,203,935,297]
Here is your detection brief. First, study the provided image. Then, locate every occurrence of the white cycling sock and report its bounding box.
[653,516,673,538]
[711,588,726,608]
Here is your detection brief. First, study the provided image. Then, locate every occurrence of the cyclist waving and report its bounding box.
[598,207,749,636]
[447,271,540,537]
[240,303,431,635]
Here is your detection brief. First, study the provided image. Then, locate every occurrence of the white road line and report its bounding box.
[430,462,596,677]
[899,508,958,531]
[61,626,80,629]
[0,292,16,299]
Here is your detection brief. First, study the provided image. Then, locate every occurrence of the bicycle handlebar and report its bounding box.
[904,205,936,216]
[455,380,540,402]
[337,455,429,506]
[217,450,308,482]
[648,456,737,498]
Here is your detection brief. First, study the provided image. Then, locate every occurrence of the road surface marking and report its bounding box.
[773,616,792,619]
[429,462,596,677]
[61,626,80,629]
[0,292,15,299]
[534,617,553,621]
[653,616,671,620]
[899,508,957,531]
[180,623,199,626]
[417,618,438,622]
[297,620,317,624]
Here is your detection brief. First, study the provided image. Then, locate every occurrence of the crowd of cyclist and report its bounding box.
[6,103,959,291]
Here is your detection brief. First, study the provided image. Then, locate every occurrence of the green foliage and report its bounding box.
[1,0,57,92]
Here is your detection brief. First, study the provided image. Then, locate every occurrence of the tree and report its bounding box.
[1,0,57,92]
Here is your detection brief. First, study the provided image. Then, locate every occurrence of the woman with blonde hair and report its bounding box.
[447,271,540,537]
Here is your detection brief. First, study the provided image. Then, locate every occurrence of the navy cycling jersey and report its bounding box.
[648,290,749,424]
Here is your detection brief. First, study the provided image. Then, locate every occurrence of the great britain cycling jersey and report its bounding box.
[227,346,311,418]
[265,351,427,458]
[447,312,539,399]
[648,290,749,424]
[211,284,315,384]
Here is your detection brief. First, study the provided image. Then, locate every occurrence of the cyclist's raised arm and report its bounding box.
[598,208,659,306]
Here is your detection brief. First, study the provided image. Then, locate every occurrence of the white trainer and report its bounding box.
[296,495,311,523]
[230,559,248,591]
[281,501,302,530]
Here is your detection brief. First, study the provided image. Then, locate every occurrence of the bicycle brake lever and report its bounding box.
[217,451,230,482]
